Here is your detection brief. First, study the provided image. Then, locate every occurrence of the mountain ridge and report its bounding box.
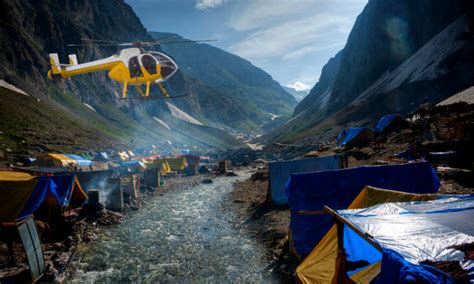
[268,0,472,142]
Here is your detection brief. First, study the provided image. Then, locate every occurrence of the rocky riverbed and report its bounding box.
[67,170,278,283]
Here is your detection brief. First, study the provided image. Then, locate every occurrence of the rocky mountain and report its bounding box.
[0,0,296,160]
[281,86,308,102]
[294,51,343,116]
[269,0,473,142]
[150,32,297,132]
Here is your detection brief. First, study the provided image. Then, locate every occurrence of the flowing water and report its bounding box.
[68,172,274,283]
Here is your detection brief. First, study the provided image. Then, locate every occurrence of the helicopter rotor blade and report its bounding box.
[143,39,218,45]
[67,43,132,47]
[80,38,128,44]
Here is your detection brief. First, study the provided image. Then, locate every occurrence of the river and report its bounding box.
[68,171,275,283]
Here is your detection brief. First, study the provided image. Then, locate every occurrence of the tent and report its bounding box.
[336,129,347,145]
[150,159,171,175]
[326,194,474,283]
[337,127,374,148]
[296,186,438,283]
[20,174,88,218]
[285,161,440,257]
[95,152,109,161]
[200,156,211,164]
[121,160,146,171]
[373,114,410,134]
[182,155,200,166]
[32,153,77,168]
[118,151,129,161]
[166,157,187,172]
[269,156,345,205]
[0,172,38,222]
[0,172,87,222]
[65,154,93,166]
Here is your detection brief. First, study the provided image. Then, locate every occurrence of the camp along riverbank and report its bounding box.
[67,169,277,283]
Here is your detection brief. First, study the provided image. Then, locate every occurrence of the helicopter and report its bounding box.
[47,38,216,100]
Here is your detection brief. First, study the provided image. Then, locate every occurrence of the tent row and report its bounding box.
[336,114,410,148]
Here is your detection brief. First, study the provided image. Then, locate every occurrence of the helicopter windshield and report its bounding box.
[152,53,177,78]
[129,56,143,78]
[141,55,157,75]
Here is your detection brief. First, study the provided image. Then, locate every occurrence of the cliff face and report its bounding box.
[269,0,472,142]
[328,0,468,112]
[293,50,342,116]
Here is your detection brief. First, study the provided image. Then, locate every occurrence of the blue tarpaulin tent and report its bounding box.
[269,156,343,205]
[19,177,58,218]
[19,175,87,218]
[336,129,347,144]
[121,160,146,168]
[95,152,109,161]
[373,114,398,133]
[66,154,93,166]
[337,195,474,283]
[337,127,374,148]
[373,114,409,133]
[285,162,440,256]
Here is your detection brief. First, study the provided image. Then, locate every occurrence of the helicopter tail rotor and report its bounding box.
[68,54,78,65]
[47,53,62,80]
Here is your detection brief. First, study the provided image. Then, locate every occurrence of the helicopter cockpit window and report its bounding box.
[141,55,157,75]
[129,56,143,78]
[152,53,176,78]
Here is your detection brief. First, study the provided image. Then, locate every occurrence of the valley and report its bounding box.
[0,0,473,283]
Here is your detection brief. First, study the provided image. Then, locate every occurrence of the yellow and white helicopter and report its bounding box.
[47,38,215,100]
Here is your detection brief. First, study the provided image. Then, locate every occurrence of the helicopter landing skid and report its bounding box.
[119,93,190,100]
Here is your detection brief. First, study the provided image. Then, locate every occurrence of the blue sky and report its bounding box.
[125,0,367,92]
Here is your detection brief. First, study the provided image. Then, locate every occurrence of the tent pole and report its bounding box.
[323,206,383,252]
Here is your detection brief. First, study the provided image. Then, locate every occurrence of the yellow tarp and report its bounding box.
[296,186,438,284]
[0,171,38,222]
[48,153,78,167]
[70,177,88,207]
[166,157,187,172]
[118,151,129,161]
[151,159,172,174]
[33,153,78,167]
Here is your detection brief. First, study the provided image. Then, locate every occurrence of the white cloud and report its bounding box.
[229,13,351,59]
[224,0,366,87]
[286,82,312,92]
[195,0,227,10]
[229,0,314,31]
[282,40,345,60]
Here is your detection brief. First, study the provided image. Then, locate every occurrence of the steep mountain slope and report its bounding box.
[269,0,472,142]
[294,51,342,116]
[328,0,468,112]
[150,32,297,132]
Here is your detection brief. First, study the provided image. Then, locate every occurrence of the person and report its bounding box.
[129,57,142,78]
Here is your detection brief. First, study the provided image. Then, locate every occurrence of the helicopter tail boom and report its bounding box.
[47,54,121,80]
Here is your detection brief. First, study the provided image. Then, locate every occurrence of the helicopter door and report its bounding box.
[140,55,158,75]
[129,56,143,78]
